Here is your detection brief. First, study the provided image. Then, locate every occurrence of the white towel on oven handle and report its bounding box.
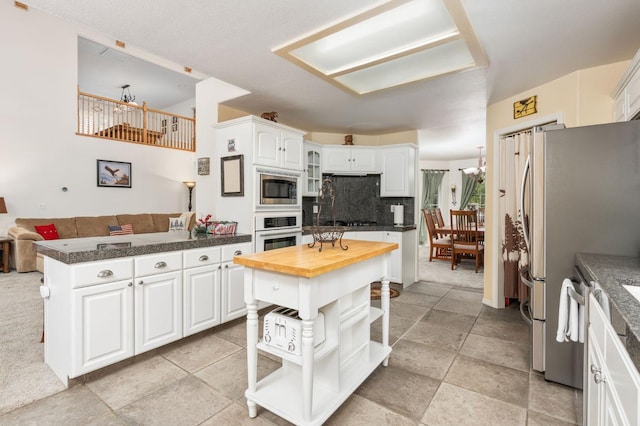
[556,278,581,343]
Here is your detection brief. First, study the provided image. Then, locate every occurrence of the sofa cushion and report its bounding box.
[117,214,155,234]
[15,218,78,239]
[152,213,195,232]
[75,215,119,237]
[34,224,60,240]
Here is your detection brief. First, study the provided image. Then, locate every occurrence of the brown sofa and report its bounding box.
[8,213,195,273]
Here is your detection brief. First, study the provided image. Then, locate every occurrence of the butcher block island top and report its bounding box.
[238,240,397,426]
[233,239,398,277]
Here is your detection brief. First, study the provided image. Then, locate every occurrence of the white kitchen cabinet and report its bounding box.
[380,145,416,197]
[586,292,640,425]
[304,141,322,196]
[383,231,402,283]
[71,279,134,377]
[254,121,304,170]
[183,247,223,337]
[221,242,252,322]
[322,146,378,174]
[612,48,640,121]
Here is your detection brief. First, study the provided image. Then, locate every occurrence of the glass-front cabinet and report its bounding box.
[304,141,322,196]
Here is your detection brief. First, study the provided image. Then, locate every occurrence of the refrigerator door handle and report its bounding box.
[520,297,533,325]
[520,154,531,252]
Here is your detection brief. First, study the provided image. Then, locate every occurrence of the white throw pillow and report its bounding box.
[168,212,194,232]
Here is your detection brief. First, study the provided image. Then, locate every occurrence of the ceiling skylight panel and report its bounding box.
[289,0,458,75]
[334,39,474,94]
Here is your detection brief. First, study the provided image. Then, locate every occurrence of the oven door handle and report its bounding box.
[257,230,301,238]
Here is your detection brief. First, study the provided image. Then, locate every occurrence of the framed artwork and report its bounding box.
[97,159,132,188]
[227,138,236,152]
[197,157,210,175]
[221,155,244,196]
[171,116,178,132]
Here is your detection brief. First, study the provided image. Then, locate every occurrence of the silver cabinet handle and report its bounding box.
[224,264,229,268]
[128,282,133,287]
[218,265,222,269]
[590,364,600,374]
[138,280,144,286]
[234,250,242,256]
[97,270,113,278]
[199,255,209,261]
[154,261,167,269]
[594,372,606,384]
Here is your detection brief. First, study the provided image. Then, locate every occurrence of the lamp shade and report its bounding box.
[0,197,6,214]
[183,181,196,189]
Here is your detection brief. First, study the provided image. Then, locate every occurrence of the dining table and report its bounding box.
[436,224,485,239]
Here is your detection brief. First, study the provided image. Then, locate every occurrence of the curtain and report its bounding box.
[499,130,531,301]
[419,170,446,244]
[459,171,477,210]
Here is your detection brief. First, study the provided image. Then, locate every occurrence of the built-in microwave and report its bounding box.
[256,168,301,210]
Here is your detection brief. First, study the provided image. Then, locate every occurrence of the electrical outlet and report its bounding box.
[313,205,319,214]
[390,205,395,212]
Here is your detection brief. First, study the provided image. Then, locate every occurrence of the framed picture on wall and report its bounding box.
[221,155,244,196]
[97,159,132,188]
[197,157,210,175]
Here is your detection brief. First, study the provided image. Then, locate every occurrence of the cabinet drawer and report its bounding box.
[222,242,252,262]
[184,247,221,269]
[71,258,133,288]
[135,252,182,277]
[254,273,299,308]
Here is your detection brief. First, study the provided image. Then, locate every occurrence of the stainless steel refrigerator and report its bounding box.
[521,120,640,389]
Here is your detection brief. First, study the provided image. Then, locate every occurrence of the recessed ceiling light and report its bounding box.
[274,0,488,95]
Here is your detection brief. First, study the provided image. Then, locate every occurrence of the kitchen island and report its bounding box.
[35,231,252,386]
[234,239,397,426]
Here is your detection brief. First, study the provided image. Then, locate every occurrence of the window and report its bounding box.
[467,181,485,208]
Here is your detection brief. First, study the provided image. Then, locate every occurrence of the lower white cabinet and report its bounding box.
[221,243,252,322]
[44,242,252,387]
[71,279,134,377]
[586,292,640,425]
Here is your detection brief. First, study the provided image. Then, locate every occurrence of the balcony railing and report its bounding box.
[77,89,195,152]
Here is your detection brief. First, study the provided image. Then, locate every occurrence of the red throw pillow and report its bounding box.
[34,224,60,240]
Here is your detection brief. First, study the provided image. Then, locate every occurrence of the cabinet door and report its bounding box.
[323,147,352,172]
[613,92,627,122]
[380,147,412,197]
[254,122,281,167]
[586,330,604,426]
[304,144,322,196]
[221,261,247,323]
[135,271,182,354]
[183,265,221,337]
[71,280,134,376]
[384,232,402,283]
[350,148,378,173]
[281,130,304,170]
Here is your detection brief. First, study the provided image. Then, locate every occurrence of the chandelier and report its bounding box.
[115,84,138,113]
[463,146,486,183]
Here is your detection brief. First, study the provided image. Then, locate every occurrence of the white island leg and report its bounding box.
[246,300,259,418]
[381,277,390,366]
[301,318,315,422]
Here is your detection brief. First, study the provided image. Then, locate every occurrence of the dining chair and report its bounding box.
[450,209,484,273]
[422,209,452,262]
[434,208,446,228]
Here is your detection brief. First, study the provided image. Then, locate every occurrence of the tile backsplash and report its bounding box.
[302,175,414,226]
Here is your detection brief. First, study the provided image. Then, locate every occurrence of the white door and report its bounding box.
[135,271,182,354]
[323,147,352,172]
[254,123,281,167]
[380,148,409,196]
[384,231,402,283]
[350,148,378,172]
[183,265,221,336]
[281,130,303,170]
[71,280,134,376]
[221,261,247,322]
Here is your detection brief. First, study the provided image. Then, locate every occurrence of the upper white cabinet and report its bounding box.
[254,121,304,170]
[380,145,416,197]
[612,49,640,121]
[303,141,322,196]
[323,146,378,174]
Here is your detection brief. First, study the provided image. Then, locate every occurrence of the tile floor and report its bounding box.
[0,280,582,425]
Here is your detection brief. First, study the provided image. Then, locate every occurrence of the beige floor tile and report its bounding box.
[389,339,456,380]
[444,288,484,303]
[325,394,419,425]
[470,316,530,344]
[200,401,278,425]
[371,311,428,344]
[402,321,467,352]
[212,317,248,348]
[403,281,452,298]
[393,291,442,308]
[160,333,243,373]
[85,354,188,410]
[460,333,530,372]
[528,372,581,424]
[433,297,483,317]
[196,350,280,400]
[0,385,113,425]
[422,382,527,426]
[480,303,525,323]
[356,365,440,420]
[444,354,529,408]
[527,409,579,425]
[116,376,232,425]
[421,308,477,333]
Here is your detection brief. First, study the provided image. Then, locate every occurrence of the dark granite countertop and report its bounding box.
[576,253,640,371]
[302,224,416,235]
[35,232,252,264]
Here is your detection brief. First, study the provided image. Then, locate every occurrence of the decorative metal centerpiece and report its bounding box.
[304,178,350,252]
